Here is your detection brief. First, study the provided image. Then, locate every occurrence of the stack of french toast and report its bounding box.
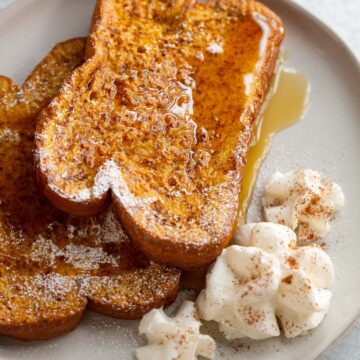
[0,0,283,341]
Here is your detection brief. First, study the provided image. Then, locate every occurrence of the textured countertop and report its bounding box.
[0,0,359,359]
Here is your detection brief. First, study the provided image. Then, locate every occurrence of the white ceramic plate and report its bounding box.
[0,0,359,359]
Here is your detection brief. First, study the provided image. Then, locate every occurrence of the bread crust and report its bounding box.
[35,0,284,268]
[0,38,180,341]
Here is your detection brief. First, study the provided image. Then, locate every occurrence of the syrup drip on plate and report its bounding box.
[237,69,310,225]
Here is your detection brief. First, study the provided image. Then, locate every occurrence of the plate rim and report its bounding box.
[0,0,359,359]
[267,0,360,357]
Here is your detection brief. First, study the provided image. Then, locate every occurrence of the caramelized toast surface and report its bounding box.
[0,38,180,341]
[36,0,284,268]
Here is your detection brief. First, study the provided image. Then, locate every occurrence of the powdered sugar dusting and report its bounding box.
[0,128,21,142]
[30,235,59,267]
[30,236,118,270]
[95,209,128,244]
[31,273,80,301]
[63,244,118,270]
[48,160,158,208]
[206,42,224,54]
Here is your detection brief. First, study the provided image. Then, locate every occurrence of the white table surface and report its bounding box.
[0,0,359,359]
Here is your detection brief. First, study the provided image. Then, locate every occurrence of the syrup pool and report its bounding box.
[237,69,310,225]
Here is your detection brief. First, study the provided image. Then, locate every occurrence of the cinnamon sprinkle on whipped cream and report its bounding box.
[136,301,215,360]
[262,169,345,242]
[196,223,334,339]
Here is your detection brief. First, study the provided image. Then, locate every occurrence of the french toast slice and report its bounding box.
[36,0,284,268]
[0,254,86,341]
[0,38,180,341]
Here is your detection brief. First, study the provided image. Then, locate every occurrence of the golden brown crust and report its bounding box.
[0,39,180,341]
[0,38,85,135]
[0,255,86,341]
[84,264,180,319]
[36,0,284,268]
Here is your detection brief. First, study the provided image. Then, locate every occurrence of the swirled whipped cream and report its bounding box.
[136,301,215,360]
[196,222,334,339]
[262,169,345,241]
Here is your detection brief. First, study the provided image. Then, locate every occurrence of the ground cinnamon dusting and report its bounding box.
[286,257,299,269]
[281,274,293,284]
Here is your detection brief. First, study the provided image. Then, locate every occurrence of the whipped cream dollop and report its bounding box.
[262,169,345,242]
[136,301,215,360]
[196,222,334,339]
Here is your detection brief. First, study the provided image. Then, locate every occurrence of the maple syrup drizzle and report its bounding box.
[237,69,310,225]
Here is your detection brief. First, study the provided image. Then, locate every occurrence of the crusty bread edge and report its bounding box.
[87,279,180,320]
[0,307,86,341]
[85,0,112,60]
